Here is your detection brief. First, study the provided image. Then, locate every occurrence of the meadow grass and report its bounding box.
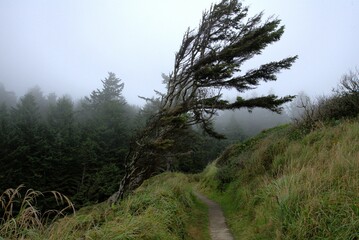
[200,120,359,239]
[3,120,358,239]
[19,172,209,240]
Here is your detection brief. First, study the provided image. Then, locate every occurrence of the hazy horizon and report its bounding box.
[1,0,358,105]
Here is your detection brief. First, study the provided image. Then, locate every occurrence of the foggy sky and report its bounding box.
[0,0,358,105]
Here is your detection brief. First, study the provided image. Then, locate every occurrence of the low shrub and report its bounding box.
[292,70,359,131]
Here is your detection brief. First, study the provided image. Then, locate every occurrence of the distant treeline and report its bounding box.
[0,72,290,206]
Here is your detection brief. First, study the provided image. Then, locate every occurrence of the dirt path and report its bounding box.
[194,192,234,240]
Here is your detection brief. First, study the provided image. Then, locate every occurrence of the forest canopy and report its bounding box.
[0,70,290,207]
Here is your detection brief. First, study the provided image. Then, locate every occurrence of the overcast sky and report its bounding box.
[0,0,358,105]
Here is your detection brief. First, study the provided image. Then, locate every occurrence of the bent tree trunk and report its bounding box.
[109,0,297,203]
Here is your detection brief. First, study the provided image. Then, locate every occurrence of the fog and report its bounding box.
[0,0,358,105]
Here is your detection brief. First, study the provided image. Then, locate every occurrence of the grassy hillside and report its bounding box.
[199,119,359,239]
[1,173,209,240]
[2,117,358,240]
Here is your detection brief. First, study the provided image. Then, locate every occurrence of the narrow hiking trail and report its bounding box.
[194,192,234,240]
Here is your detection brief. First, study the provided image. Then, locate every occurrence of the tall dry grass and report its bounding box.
[0,185,75,239]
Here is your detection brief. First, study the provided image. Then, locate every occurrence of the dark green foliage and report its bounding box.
[0,72,217,208]
[0,104,10,146]
[81,72,131,162]
[45,96,82,198]
[3,94,48,189]
[0,73,140,207]
[73,73,135,204]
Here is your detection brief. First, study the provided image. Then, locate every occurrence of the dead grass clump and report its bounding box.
[0,185,75,239]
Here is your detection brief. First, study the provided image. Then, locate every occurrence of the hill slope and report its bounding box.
[199,119,359,239]
[1,173,209,240]
[2,119,358,239]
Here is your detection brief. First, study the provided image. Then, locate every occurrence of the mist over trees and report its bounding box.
[0,0,311,207]
[0,83,16,108]
[0,73,139,206]
[0,68,293,207]
[215,95,290,138]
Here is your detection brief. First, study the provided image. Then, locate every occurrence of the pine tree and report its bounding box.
[87,72,126,106]
[74,73,131,203]
[83,72,129,161]
[46,96,81,196]
[3,94,47,189]
[0,104,11,189]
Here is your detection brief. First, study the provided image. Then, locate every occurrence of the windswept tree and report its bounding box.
[109,0,297,203]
